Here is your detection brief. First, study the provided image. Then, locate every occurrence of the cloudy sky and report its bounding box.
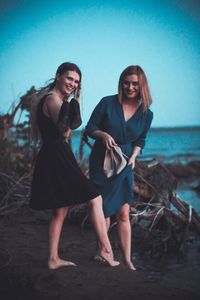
[0,0,200,127]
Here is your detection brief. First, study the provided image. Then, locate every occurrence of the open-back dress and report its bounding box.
[30,94,99,210]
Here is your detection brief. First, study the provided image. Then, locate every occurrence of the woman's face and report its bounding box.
[56,70,80,97]
[122,74,140,100]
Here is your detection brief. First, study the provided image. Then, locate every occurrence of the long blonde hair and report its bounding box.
[118,65,152,111]
[30,62,82,140]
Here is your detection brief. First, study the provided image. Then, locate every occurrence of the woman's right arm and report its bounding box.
[44,94,62,124]
[91,130,117,150]
[85,99,117,150]
[44,95,71,137]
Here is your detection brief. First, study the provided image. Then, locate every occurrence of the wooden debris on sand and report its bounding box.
[0,100,200,258]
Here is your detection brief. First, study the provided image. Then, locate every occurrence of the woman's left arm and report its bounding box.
[69,98,82,129]
[128,146,141,169]
[129,110,153,169]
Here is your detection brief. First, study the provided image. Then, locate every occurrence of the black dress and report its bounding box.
[29,94,99,210]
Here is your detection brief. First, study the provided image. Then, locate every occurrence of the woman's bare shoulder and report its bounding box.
[42,93,63,120]
[45,93,63,109]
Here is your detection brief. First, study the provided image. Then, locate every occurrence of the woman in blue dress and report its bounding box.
[86,65,153,270]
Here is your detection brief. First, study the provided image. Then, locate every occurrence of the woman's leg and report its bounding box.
[95,216,111,260]
[105,217,111,231]
[88,195,119,267]
[116,203,136,270]
[48,207,76,269]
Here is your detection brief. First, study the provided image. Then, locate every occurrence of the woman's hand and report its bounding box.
[101,132,117,150]
[128,156,136,169]
[63,128,72,139]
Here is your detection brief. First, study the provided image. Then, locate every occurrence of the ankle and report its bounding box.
[101,245,112,254]
[48,256,58,262]
[124,258,132,265]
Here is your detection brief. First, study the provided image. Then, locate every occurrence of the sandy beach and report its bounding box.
[0,205,200,300]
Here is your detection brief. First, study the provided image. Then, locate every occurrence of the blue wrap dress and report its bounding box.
[85,95,153,217]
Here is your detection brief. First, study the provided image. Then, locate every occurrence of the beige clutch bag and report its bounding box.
[103,145,128,178]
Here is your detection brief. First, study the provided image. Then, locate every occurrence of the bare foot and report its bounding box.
[125,261,136,271]
[94,254,105,262]
[48,258,77,270]
[99,251,120,267]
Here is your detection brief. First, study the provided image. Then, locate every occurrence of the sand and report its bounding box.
[0,206,200,300]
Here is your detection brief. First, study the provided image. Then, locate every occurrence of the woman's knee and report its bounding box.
[117,205,130,222]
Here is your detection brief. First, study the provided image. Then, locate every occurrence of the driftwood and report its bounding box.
[0,127,200,257]
[130,159,200,254]
[0,172,30,216]
[0,86,199,267]
[68,132,200,256]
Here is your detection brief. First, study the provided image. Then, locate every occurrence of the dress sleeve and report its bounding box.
[69,98,82,129]
[85,98,106,137]
[134,110,153,149]
[56,101,70,133]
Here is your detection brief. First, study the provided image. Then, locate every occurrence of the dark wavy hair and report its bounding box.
[46,62,82,99]
[31,62,82,139]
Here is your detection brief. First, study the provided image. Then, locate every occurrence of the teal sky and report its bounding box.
[0,0,200,127]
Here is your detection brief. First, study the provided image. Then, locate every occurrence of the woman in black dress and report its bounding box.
[30,62,119,269]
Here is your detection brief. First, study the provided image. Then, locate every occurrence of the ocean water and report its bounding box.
[142,127,200,163]
[71,126,200,164]
[71,127,200,213]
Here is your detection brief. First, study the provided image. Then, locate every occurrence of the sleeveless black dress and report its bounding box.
[29,94,99,210]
